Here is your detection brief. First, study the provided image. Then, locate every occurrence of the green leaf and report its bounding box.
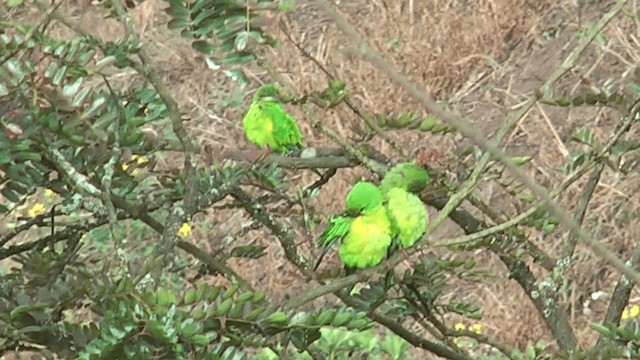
[157,287,177,306]
[224,52,254,66]
[234,31,249,51]
[8,0,23,7]
[184,289,197,305]
[81,96,108,119]
[180,318,201,338]
[167,18,190,30]
[5,59,26,83]
[52,65,68,86]
[196,283,208,301]
[73,86,93,107]
[14,152,42,162]
[165,0,189,17]
[192,40,216,55]
[1,186,20,203]
[10,304,48,320]
[571,127,600,149]
[590,322,614,337]
[62,77,83,98]
[190,334,210,346]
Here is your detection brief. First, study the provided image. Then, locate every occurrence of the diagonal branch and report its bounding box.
[109,0,200,275]
[311,0,640,293]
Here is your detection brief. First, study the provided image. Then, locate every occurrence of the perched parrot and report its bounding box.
[314,181,393,271]
[242,84,304,153]
[381,162,430,251]
[386,187,428,249]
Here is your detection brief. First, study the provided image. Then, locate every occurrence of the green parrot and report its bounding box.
[379,162,431,195]
[381,162,430,251]
[314,181,393,271]
[386,187,428,249]
[242,84,304,153]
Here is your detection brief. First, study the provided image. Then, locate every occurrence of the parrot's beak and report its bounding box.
[346,209,361,217]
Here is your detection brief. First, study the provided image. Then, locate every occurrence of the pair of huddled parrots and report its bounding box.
[313,163,430,271]
[240,84,430,271]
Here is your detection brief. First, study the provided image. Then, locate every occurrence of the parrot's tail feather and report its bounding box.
[313,246,332,272]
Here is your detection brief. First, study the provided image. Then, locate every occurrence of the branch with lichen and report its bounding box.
[109,0,200,281]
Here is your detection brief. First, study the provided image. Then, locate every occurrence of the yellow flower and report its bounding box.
[454,323,466,332]
[629,305,640,318]
[44,188,55,198]
[622,308,630,321]
[132,154,148,165]
[121,155,148,175]
[469,323,482,335]
[178,223,192,239]
[28,203,46,217]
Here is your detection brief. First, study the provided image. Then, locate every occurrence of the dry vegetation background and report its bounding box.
[12,0,640,355]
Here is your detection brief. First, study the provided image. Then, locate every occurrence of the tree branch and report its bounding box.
[109,0,200,276]
[310,1,640,301]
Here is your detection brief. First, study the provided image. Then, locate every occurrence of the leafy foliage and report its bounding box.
[376,111,456,134]
[3,1,640,360]
[163,0,279,83]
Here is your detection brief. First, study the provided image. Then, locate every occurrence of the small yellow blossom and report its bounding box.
[28,203,46,217]
[469,323,482,335]
[178,223,192,239]
[454,323,466,332]
[44,189,55,198]
[622,309,630,320]
[622,304,640,321]
[132,154,148,165]
[121,155,148,175]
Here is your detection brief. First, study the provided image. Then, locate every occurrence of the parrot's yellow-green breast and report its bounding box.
[386,187,427,248]
[339,205,392,269]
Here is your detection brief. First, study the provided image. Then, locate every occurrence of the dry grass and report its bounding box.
[5,0,640,357]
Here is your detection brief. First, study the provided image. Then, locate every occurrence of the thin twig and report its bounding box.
[279,21,411,159]
[597,248,640,345]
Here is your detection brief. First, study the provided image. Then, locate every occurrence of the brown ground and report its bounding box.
[6,0,640,357]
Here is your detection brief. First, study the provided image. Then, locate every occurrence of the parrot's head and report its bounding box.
[252,84,280,102]
[380,162,431,194]
[399,163,431,193]
[345,181,383,216]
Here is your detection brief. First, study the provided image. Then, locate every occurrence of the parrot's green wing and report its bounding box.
[242,84,304,153]
[386,187,428,249]
[380,162,431,195]
[260,101,303,152]
[242,101,276,150]
[339,205,392,269]
[313,215,352,271]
